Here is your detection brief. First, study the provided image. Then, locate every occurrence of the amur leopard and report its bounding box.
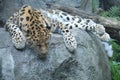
[4,5,77,58]
[4,5,113,58]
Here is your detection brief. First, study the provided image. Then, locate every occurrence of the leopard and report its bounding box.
[5,5,113,58]
[4,5,77,58]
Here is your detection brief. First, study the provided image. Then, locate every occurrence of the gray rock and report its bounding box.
[0,28,111,80]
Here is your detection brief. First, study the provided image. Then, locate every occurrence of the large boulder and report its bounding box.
[0,28,111,80]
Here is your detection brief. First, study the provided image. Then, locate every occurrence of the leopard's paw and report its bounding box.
[96,32,111,42]
[11,28,26,49]
[12,35,26,49]
[95,24,105,35]
[63,34,77,52]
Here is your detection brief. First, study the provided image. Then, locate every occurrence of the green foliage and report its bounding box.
[99,11,109,17]
[110,41,120,80]
[109,6,120,17]
[99,6,120,20]
[112,41,120,53]
[111,41,120,62]
[110,61,120,80]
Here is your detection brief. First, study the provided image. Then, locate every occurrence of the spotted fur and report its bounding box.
[44,9,112,43]
[5,5,112,58]
[5,5,51,58]
[42,9,113,57]
[5,5,77,58]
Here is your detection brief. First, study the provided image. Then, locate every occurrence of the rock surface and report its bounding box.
[0,28,111,80]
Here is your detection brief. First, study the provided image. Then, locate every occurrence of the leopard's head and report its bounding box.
[35,27,51,58]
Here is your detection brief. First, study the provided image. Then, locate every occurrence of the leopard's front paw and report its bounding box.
[63,35,77,52]
[12,31,26,49]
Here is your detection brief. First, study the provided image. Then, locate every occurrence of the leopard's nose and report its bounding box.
[38,47,48,59]
[35,43,49,59]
